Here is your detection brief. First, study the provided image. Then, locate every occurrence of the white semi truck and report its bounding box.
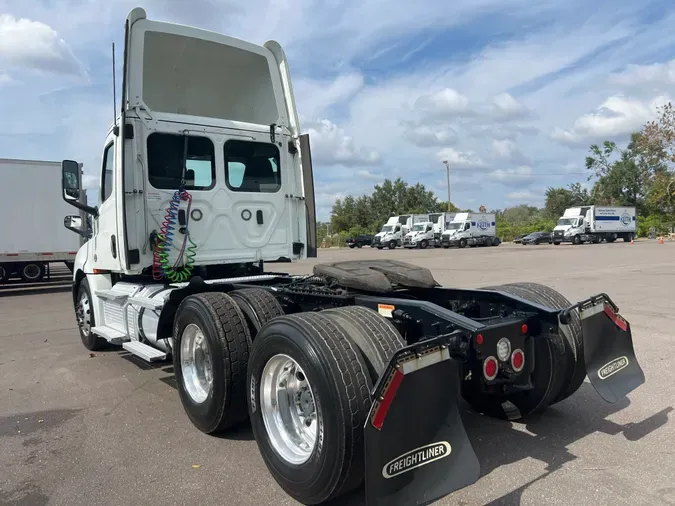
[373,213,429,249]
[0,158,87,283]
[56,8,646,506]
[440,212,500,248]
[402,220,434,249]
[552,206,636,245]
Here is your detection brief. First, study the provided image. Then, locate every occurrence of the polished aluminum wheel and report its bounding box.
[260,354,318,465]
[180,323,213,404]
[76,290,91,336]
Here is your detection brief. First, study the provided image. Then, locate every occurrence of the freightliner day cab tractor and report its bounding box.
[60,8,645,506]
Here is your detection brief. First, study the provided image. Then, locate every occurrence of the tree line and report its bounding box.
[322,102,675,244]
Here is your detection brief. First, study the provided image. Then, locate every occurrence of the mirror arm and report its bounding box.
[65,223,92,239]
[62,194,99,217]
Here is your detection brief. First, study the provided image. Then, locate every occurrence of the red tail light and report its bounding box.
[483,356,498,381]
[511,349,525,372]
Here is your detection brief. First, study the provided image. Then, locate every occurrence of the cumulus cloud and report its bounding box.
[608,59,675,87]
[436,147,490,171]
[0,14,86,76]
[488,166,534,187]
[304,119,382,167]
[491,139,530,164]
[403,124,457,147]
[550,94,671,145]
[415,88,471,119]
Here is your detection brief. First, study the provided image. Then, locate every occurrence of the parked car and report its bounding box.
[346,234,374,248]
[522,231,553,245]
[513,234,526,244]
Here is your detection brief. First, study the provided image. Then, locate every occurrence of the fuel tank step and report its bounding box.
[92,325,128,344]
[122,340,167,362]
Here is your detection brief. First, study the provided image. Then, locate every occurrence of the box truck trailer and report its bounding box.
[552,206,636,245]
[0,158,87,283]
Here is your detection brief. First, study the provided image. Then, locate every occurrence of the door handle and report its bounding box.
[111,235,117,258]
[256,210,263,225]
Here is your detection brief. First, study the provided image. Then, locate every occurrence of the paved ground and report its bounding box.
[1,242,674,506]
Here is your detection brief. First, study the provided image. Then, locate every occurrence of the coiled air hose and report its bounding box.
[152,188,197,283]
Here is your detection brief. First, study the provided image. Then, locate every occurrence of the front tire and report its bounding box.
[248,312,372,505]
[75,278,106,351]
[173,293,251,434]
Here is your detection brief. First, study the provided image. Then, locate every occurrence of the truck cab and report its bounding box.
[60,7,316,284]
[403,221,434,249]
[552,207,589,245]
[373,215,410,249]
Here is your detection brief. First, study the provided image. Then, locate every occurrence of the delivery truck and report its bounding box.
[0,158,87,283]
[440,212,500,248]
[552,206,636,245]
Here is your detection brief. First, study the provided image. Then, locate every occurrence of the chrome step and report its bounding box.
[122,341,167,362]
[127,296,164,311]
[92,325,128,344]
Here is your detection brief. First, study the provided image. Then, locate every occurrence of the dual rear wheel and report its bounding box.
[172,289,405,504]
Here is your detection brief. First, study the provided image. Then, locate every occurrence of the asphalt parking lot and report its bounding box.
[1,241,674,506]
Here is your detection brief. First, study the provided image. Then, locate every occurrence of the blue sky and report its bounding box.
[1,0,674,221]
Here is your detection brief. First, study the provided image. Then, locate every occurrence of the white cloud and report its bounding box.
[403,124,457,147]
[304,119,381,167]
[550,94,671,146]
[608,59,675,87]
[415,88,471,118]
[0,14,86,76]
[488,166,534,187]
[506,190,541,202]
[436,147,490,171]
[491,139,530,164]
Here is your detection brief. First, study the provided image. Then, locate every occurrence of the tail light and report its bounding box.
[496,337,511,362]
[511,349,525,372]
[483,356,498,381]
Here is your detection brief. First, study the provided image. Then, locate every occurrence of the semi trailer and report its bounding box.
[0,158,87,283]
[553,206,636,245]
[59,8,645,506]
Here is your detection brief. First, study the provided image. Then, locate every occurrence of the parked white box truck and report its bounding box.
[373,213,429,249]
[440,212,500,248]
[402,220,435,249]
[0,158,87,283]
[552,206,636,245]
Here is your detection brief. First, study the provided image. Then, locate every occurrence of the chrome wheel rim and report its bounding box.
[23,264,41,280]
[76,290,91,336]
[260,354,318,465]
[180,323,213,404]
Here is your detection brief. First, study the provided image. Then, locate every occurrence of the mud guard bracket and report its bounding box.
[363,333,480,506]
[561,293,645,403]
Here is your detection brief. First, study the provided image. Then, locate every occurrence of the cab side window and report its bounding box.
[101,142,114,204]
[224,140,281,193]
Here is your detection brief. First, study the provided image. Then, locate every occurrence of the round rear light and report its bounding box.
[475,333,484,345]
[511,349,525,372]
[521,323,528,334]
[496,337,511,361]
[483,356,498,381]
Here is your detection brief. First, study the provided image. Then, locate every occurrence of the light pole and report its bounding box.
[442,160,451,210]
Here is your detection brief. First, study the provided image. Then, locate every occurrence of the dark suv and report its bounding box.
[346,234,374,248]
[521,231,553,245]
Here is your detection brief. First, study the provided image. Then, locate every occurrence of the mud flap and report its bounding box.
[578,298,645,403]
[364,337,480,506]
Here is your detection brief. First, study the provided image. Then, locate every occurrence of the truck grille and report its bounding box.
[554,230,563,237]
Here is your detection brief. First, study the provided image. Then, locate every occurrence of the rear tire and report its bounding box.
[229,288,284,337]
[480,282,585,404]
[247,312,372,504]
[173,293,251,434]
[320,305,405,380]
[20,262,44,282]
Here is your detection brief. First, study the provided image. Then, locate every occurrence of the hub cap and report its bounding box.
[180,323,213,404]
[76,291,91,336]
[260,354,317,465]
[23,264,41,280]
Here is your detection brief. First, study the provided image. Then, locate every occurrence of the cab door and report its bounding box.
[92,135,122,271]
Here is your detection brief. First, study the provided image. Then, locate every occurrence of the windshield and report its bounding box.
[381,225,393,232]
[412,224,425,231]
[447,223,462,230]
[557,218,575,226]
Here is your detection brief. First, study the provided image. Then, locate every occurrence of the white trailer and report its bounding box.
[0,158,87,283]
[552,206,636,245]
[439,212,500,248]
[428,212,456,246]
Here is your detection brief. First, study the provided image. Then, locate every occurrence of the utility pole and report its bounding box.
[442,160,451,211]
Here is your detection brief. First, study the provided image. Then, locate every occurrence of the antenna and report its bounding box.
[112,42,117,129]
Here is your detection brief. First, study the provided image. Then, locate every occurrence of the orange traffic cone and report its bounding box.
[658,235,664,244]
